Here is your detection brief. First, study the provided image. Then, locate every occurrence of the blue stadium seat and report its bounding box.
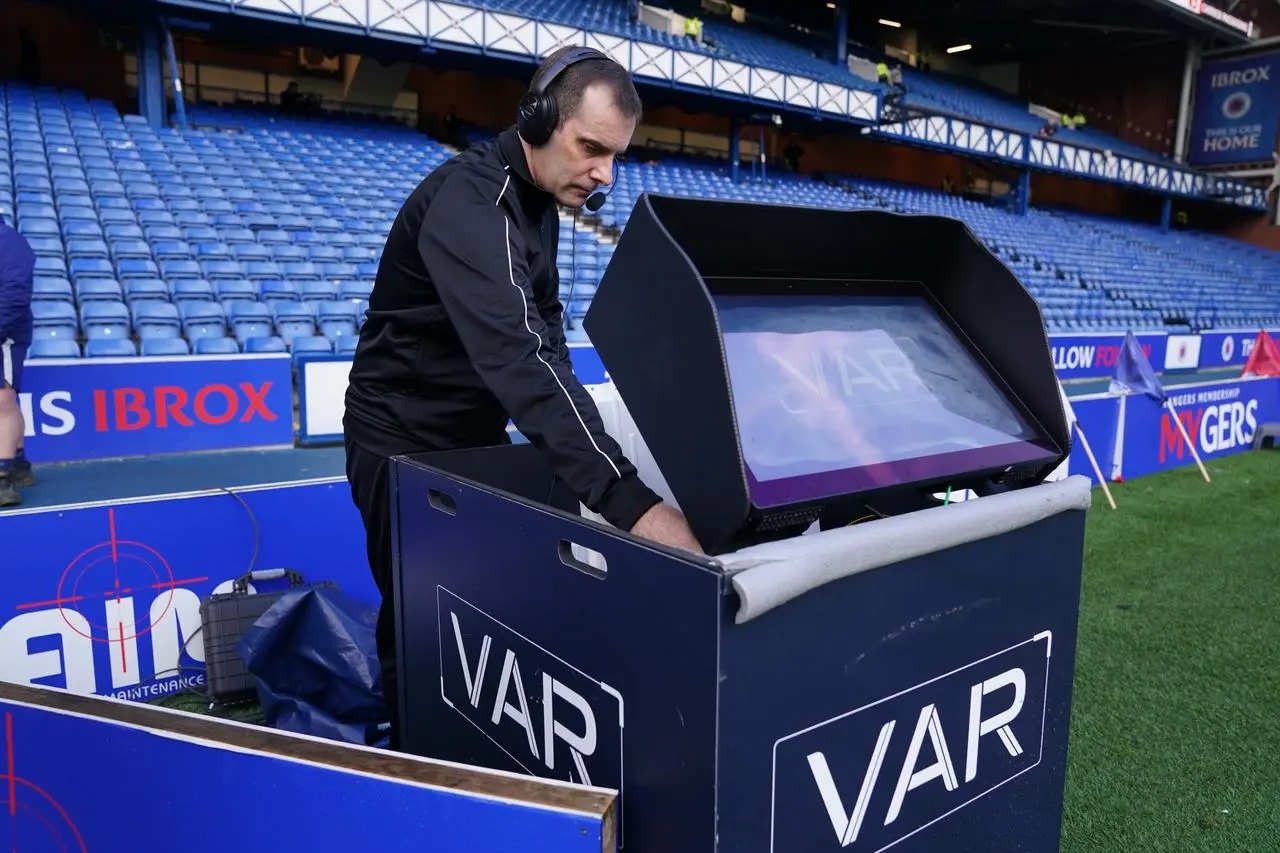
[228,302,273,343]
[75,279,123,303]
[216,279,258,304]
[84,338,138,358]
[141,337,191,356]
[194,336,240,355]
[317,300,358,341]
[30,301,78,341]
[32,277,74,304]
[274,302,316,346]
[291,335,334,359]
[181,302,228,340]
[81,302,131,340]
[28,339,82,359]
[172,279,216,304]
[134,302,182,339]
[5,80,1276,363]
[244,335,287,353]
[124,277,170,303]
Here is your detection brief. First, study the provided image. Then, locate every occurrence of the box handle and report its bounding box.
[558,539,608,579]
[428,488,457,516]
[232,568,303,594]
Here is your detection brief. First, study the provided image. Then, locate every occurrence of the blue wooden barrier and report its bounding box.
[0,681,616,852]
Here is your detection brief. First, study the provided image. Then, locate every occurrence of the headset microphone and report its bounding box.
[583,157,619,213]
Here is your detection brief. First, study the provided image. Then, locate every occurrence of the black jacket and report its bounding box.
[345,125,661,532]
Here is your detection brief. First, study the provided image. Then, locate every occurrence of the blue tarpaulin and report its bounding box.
[236,586,390,748]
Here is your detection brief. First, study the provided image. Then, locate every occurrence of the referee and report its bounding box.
[344,46,701,749]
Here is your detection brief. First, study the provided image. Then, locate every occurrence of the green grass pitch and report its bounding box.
[1061,449,1280,851]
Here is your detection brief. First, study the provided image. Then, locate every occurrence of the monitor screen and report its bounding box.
[712,288,1058,507]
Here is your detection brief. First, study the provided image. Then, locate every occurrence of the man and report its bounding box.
[0,214,36,507]
[344,46,701,749]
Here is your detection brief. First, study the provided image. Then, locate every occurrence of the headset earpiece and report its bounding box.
[517,46,611,148]
[516,91,549,147]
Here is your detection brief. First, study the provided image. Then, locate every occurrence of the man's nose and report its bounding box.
[588,158,613,186]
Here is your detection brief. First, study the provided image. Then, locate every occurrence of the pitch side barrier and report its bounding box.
[291,329,1275,444]
[12,328,1270,462]
[1064,375,1280,481]
[0,681,616,852]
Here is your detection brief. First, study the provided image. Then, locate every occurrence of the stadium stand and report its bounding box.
[468,0,1163,162]
[3,79,1278,364]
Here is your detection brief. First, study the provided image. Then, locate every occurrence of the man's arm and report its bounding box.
[418,170,666,535]
[537,261,572,366]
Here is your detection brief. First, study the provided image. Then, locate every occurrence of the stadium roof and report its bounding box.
[740,0,1258,63]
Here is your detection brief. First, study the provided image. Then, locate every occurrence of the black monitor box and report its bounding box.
[582,193,1071,556]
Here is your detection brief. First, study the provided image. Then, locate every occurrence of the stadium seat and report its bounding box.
[228,302,274,344]
[244,335,287,353]
[30,301,78,341]
[134,302,182,340]
[141,337,192,357]
[84,338,138,358]
[181,302,228,341]
[28,339,82,359]
[194,336,240,355]
[274,302,316,346]
[3,80,1275,365]
[81,302,131,340]
[291,335,334,359]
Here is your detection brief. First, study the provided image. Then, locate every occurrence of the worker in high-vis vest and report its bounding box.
[876,61,889,83]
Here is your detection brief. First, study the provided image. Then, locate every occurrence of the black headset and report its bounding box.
[517,46,619,212]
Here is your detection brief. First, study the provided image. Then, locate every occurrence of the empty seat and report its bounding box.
[134,302,182,339]
[81,302,131,339]
[30,302,79,341]
[84,338,138,357]
[28,339,82,358]
[124,277,170,303]
[181,301,228,340]
[228,301,273,343]
[274,302,316,345]
[194,336,240,355]
[140,337,192,356]
[290,334,334,358]
[32,278,74,304]
[243,335,287,353]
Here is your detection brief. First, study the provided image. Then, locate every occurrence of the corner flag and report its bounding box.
[1108,331,1166,401]
[1242,330,1280,378]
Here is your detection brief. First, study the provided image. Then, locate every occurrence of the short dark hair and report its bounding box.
[533,46,642,127]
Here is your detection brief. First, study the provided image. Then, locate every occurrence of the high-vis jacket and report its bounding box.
[344,125,661,532]
[0,215,35,346]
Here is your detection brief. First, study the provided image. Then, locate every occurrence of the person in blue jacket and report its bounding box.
[0,214,36,507]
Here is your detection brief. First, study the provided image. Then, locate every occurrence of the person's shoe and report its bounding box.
[0,476,20,508]
[11,460,34,488]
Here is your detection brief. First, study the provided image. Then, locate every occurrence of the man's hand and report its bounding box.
[629,502,704,555]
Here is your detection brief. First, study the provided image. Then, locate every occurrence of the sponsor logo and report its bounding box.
[0,508,250,698]
[1052,342,1152,372]
[19,382,278,437]
[1159,394,1259,463]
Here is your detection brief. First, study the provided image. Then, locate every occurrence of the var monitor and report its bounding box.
[709,279,1062,514]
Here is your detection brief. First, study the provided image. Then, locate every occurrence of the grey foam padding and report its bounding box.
[715,475,1094,625]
